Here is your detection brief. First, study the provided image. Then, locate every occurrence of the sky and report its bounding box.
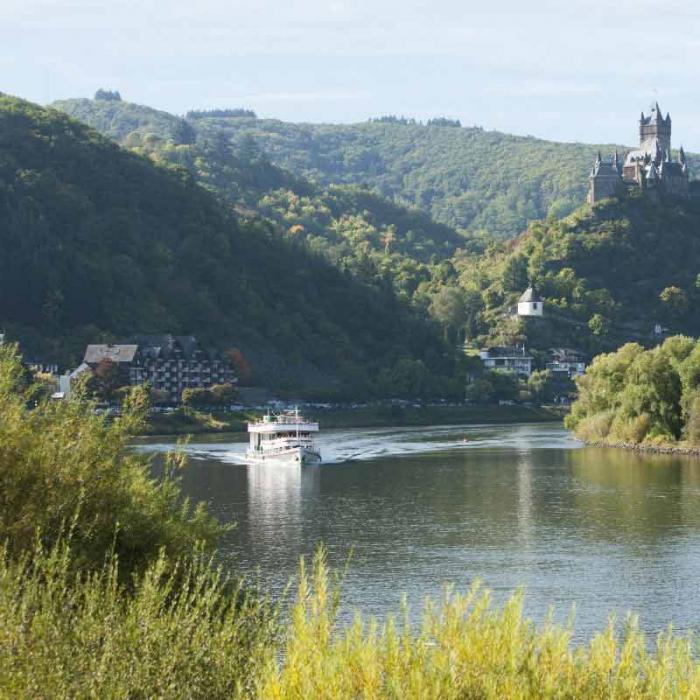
[2,0,700,148]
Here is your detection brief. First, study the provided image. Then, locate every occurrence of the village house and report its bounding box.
[83,334,237,404]
[546,348,586,378]
[478,346,534,378]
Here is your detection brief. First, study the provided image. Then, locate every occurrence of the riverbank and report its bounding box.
[583,438,700,457]
[141,404,566,436]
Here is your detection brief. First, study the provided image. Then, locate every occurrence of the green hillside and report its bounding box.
[190,114,700,239]
[447,192,700,356]
[51,96,484,308]
[52,97,607,238]
[48,95,700,364]
[0,95,456,398]
[190,116,604,238]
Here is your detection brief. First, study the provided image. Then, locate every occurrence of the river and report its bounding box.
[141,422,700,641]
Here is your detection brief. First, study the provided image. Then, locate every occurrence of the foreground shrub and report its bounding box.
[3,545,700,698]
[0,540,275,699]
[0,345,221,575]
[261,550,700,699]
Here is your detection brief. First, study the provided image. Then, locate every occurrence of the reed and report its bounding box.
[3,543,700,699]
[261,549,700,699]
[0,539,276,699]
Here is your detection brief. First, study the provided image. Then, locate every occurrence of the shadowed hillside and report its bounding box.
[0,95,456,397]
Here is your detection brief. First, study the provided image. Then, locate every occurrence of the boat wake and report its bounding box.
[138,423,579,466]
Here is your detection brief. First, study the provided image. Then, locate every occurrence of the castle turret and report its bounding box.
[587,152,623,204]
[605,103,689,202]
[646,161,659,185]
[612,150,620,174]
[639,102,671,154]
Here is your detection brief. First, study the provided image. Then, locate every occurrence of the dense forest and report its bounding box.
[49,95,700,367]
[189,113,699,239]
[0,95,460,398]
[53,96,630,238]
[50,96,489,332]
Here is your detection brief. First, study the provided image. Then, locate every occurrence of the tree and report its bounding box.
[380,227,396,254]
[660,286,689,322]
[94,89,121,101]
[0,346,221,575]
[181,387,212,408]
[501,255,529,294]
[209,382,238,406]
[376,358,432,399]
[429,287,467,343]
[226,348,252,385]
[149,387,170,405]
[172,119,197,146]
[465,370,519,404]
[528,370,554,404]
[588,314,611,337]
[84,359,126,401]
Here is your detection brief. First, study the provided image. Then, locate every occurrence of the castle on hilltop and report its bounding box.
[587,103,689,204]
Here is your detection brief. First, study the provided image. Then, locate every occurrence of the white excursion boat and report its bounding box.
[246,408,322,465]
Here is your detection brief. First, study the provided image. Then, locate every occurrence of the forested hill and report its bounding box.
[448,192,700,357]
[48,95,700,362]
[188,115,612,238]
[54,97,700,240]
[188,115,700,239]
[52,97,469,262]
[0,95,456,398]
[53,97,613,238]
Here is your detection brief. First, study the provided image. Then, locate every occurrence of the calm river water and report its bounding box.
[142,423,700,641]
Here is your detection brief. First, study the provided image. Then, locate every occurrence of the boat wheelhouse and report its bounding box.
[246,408,321,465]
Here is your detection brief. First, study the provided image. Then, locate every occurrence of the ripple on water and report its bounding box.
[140,423,700,642]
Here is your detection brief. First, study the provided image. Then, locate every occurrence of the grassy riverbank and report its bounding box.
[141,404,566,436]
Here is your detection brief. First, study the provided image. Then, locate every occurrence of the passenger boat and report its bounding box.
[246,408,322,465]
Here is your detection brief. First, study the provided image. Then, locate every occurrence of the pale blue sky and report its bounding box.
[3,0,700,148]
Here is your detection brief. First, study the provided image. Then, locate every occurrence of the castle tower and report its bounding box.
[587,151,623,204]
[639,103,671,154]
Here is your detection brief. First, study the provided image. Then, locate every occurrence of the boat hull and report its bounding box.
[245,446,322,466]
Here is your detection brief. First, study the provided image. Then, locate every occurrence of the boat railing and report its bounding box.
[259,436,315,449]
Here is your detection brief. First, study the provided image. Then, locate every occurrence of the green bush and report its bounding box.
[0,345,221,574]
[567,336,700,447]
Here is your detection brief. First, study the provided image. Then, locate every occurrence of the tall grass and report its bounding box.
[4,543,700,699]
[261,550,700,699]
[0,539,276,699]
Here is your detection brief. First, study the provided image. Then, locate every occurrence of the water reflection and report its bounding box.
[568,448,700,543]
[144,424,700,640]
[246,464,320,549]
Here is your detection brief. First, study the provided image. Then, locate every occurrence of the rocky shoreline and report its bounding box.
[585,440,700,457]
